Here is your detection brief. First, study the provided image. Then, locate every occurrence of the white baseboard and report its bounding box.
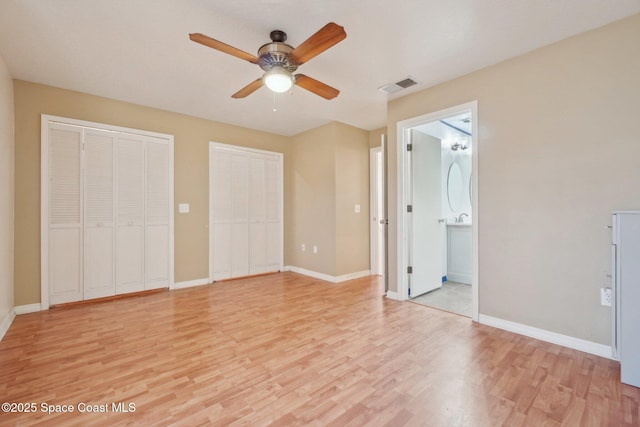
[336,270,371,282]
[14,303,42,315]
[479,314,613,360]
[385,291,401,301]
[172,278,210,290]
[0,308,16,341]
[446,272,471,285]
[283,266,371,284]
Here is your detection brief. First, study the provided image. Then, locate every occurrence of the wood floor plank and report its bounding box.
[0,272,637,426]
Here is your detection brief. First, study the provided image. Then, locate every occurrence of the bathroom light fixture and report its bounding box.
[451,136,469,151]
[263,66,294,93]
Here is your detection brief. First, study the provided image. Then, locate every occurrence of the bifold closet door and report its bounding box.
[83,129,116,299]
[210,144,282,281]
[44,116,174,306]
[264,157,281,272]
[48,124,83,305]
[249,156,266,275]
[211,150,250,280]
[248,155,281,275]
[210,149,233,280]
[145,138,171,289]
[116,135,145,294]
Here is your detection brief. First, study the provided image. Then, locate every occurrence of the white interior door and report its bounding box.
[409,130,442,297]
[83,129,116,299]
[48,124,83,305]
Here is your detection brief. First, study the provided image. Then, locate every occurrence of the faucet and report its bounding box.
[457,213,468,223]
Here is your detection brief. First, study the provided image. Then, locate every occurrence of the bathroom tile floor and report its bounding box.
[410,281,472,317]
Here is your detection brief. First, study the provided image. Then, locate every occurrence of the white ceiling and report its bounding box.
[0,1,638,136]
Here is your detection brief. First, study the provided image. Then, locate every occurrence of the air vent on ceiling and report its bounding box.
[378,76,418,94]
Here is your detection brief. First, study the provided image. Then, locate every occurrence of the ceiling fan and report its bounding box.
[189,22,346,100]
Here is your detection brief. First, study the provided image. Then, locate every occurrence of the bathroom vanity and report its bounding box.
[446,223,472,284]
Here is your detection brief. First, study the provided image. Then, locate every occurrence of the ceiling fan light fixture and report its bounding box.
[263,66,294,93]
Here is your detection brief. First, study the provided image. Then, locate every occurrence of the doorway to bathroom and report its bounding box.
[396,101,478,320]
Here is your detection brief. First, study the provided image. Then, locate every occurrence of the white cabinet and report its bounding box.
[446,224,472,284]
[42,116,173,307]
[612,212,640,388]
[209,143,283,281]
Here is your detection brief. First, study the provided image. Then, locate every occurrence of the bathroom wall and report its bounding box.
[440,136,472,282]
[441,139,472,222]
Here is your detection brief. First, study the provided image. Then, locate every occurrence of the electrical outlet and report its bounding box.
[301,244,306,252]
[600,287,612,306]
[313,245,318,254]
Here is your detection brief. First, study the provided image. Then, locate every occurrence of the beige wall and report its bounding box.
[286,124,337,274]
[387,14,640,345]
[0,55,14,326]
[369,127,385,148]
[13,80,372,305]
[287,122,370,276]
[14,80,290,305]
[335,123,370,276]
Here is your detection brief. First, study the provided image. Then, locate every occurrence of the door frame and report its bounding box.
[369,146,384,276]
[208,142,284,283]
[395,101,479,321]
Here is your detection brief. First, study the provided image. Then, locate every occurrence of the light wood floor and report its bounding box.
[0,272,638,426]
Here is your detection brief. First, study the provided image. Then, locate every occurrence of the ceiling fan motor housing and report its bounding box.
[257,31,298,73]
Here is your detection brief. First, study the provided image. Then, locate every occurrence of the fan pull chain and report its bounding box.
[273,92,277,112]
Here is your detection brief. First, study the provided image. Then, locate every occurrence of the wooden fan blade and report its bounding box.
[189,33,259,64]
[289,23,346,65]
[295,74,339,100]
[231,78,264,98]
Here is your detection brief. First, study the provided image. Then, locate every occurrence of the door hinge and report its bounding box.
[407,266,413,274]
[407,205,413,213]
[406,143,412,151]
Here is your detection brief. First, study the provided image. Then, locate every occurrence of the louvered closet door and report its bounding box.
[249,156,267,275]
[211,149,233,280]
[210,144,282,282]
[83,129,116,299]
[145,137,170,289]
[116,135,145,294]
[48,124,83,304]
[231,153,250,277]
[210,148,250,279]
[264,157,281,272]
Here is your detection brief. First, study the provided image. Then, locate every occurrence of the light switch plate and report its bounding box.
[178,203,190,213]
[354,204,361,213]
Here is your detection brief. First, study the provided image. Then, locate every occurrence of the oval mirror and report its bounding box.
[447,162,462,212]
